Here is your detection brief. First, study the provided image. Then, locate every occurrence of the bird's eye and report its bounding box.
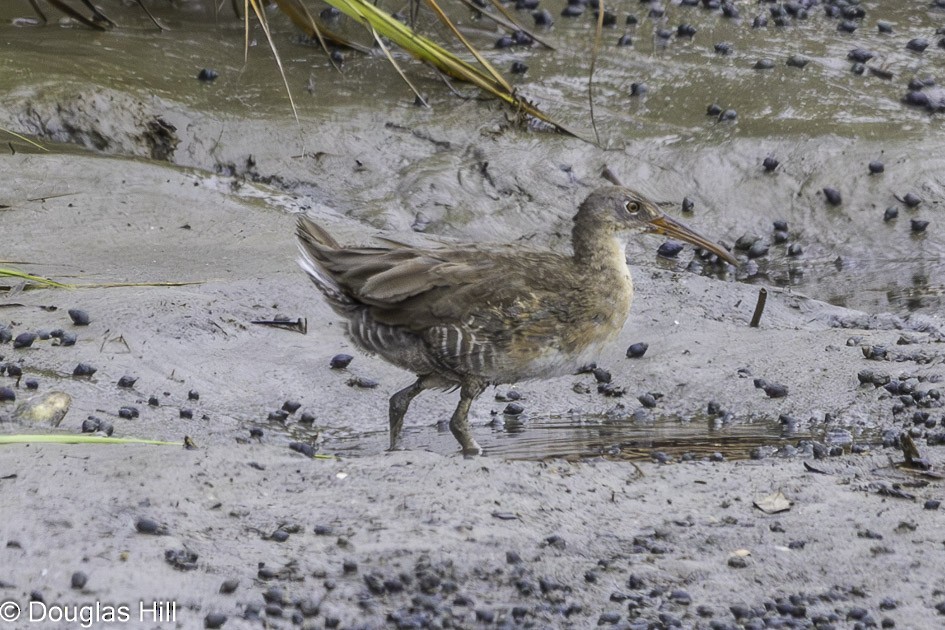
[625,201,640,213]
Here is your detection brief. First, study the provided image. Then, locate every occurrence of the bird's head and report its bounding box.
[577,186,738,265]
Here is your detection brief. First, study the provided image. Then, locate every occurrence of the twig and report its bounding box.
[749,288,767,328]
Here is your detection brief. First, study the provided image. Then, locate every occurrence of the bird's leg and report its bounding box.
[388,376,427,451]
[449,382,485,457]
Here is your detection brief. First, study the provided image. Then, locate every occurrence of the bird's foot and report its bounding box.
[460,441,483,458]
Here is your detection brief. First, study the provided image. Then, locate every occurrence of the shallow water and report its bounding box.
[2,0,942,317]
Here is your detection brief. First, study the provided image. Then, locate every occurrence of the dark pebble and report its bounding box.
[626,15,638,26]
[148,396,159,407]
[299,412,315,424]
[329,50,344,64]
[347,376,379,388]
[595,10,617,26]
[561,4,583,17]
[506,550,523,564]
[617,34,633,46]
[6,364,22,377]
[0,387,15,402]
[512,30,533,45]
[682,197,695,213]
[36,329,51,340]
[514,0,538,9]
[747,241,769,259]
[330,353,353,369]
[249,427,264,439]
[197,68,219,82]
[718,109,737,121]
[495,35,514,49]
[270,529,290,542]
[503,402,525,415]
[677,24,697,38]
[763,382,789,398]
[73,363,96,377]
[728,555,749,568]
[268,409,289,422]
[904,90,929,107]
[71,571,88,589]
[763,156,779,171]
[544,534,566,549]
[902,192,922,207]
[924,500,940,510]
[282,400,301,414]
[204,613,227,629]
[532,9,553,26]
[706,103,722,116]
[118,406,139,419]
[164,548,198,570]
[848,48,875,63]
[117,375,137,388]
[823,187,842,205]
[884,207,899,222]
[851,61,866,75]
[670,589,692,605]
[13,332,36,349]
[188,389,200,400]
[648,6,664,18]
[911,219,930,233]
[592,367,612,383]
[655,28,673,39]
[868,160,884,174]
[180,408,193,419]
[754,58,775,70]
[772,230,789,244]
[68,309,90,326]
[877,20,893,33]
[714,42,733,55]
[510,61,528,74]
[630,82,647,96]
[135,517,166,535]
[721,4,739,18]
[752,15,768,28]
[657,241,684,258]
[24,379,38,390]
[837,19,857,33]
[626,342,648,358]
[320,6,340,19]
[314,524,333,536]
[597,382,625,397]
[786,54,810,68]
[58,332,77,346]
[906,38,929,52]
[289,441,317,457]
[638,393,657,408]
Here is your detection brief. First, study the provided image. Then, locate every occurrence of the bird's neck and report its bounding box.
[572,219,628,275]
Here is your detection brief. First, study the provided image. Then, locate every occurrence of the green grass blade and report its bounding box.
[0,267,72,289]
[0,434,181,446]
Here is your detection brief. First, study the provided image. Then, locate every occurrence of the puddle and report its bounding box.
[275,413,881,462]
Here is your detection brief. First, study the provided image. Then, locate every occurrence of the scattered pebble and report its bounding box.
[906,38,929,53]
[330,354,353,369]
[883,207,899,222]
[868,160,884,174]
[347,376,378,389]
[117,375,137,388]
[626,342,648,358]
[180,408,194,419]
[902,192,923,207]
[73,363,96,377]
[911,219,929,233]
[135,517,167,535]
[188,389,200,400]
[762,157,779,172]
[0,387,15,402]
[823,187,842,205]
[786,54,810,68]
[197,68,219,82]
[68,309,90,326]
[657,241,684,258]
[617,34,633,47]
[70,571,88,589]
[204,612,227,629]
[13,332,36,349]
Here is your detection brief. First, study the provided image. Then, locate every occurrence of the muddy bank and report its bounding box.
[2,152,945,629]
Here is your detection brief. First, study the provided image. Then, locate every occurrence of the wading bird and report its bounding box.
[297,186,736,455]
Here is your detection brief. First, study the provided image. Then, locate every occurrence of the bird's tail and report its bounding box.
[296,216,358,312]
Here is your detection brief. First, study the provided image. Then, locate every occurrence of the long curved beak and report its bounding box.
[647,214,739,266]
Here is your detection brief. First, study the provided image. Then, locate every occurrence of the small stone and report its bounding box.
[330,354,353,369]
[71,571,88,589]
[877,21,893,34]
[884,207,899,222]
[677,24,697,38]
[281,400,301,414]
[592,367,612,383]
[289,442,317,457]
[118,406,139,419]
[197,68,219,82]
[299,412,315,424]
[270,529,290,542]
[848,48,875,63]
[598,611,622,625]
[754,58,775,70]
[204,612,227,629]
[714,42,733,55]
[682,197,695,213]
[906,38,929,53]
[727,555,749,568]
[180,408,193,419]
[837,19,857,33]
[823,187,842,205]
[638,393,657,408]
[135,517,167,535]
[763,157,779,172]
[617,34,633,47]
[13,332,36,349]
[630,82,647,96]
[786,54,809,68]
[868,160,885,174]
[763,382,789,398]
[532,9,553,26]
[626,342,648,358]
[188,389,200,400]
[706,103,722,116]
[503,402,525,415]
[561,4,583,17]
[117,375,137,388]
[24,379,38,390]
[911,219,930,233]
[510,61,528,75]
[902,192,922,207]
[58,332,77,346]
[73,363,96,377]
[68,309,90,326]
[924,500,940,510]
[148,396,159,407]
[718,109,737,121]
[657,241,684,258]
[0,387,15,402]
